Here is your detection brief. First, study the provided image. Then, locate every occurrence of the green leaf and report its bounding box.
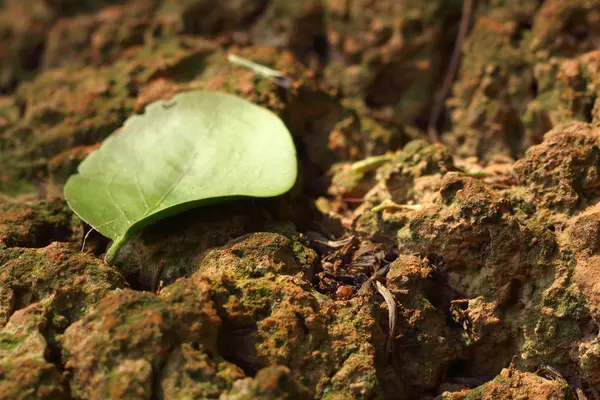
[64,91,297,262]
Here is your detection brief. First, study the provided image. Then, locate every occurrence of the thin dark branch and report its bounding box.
[428,0,474,143]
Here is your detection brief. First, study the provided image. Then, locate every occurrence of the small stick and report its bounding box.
[427,0,474,142]
[152,261,166,293]
[227,54,292,89]
[307,231,355,248]
[372,200,423,213]
[313,237,354,248]
[375,280,396,355]
[81,226,96,252]
[350,154,394,174]
[342,198,365,204]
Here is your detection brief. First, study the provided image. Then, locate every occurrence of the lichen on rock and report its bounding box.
[62,233,382,399]
[0,300,67,400]
[4,0,600,398]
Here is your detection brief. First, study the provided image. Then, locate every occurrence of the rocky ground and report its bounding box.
[2,0,600,399]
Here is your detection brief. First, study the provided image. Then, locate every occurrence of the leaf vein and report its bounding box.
[136,172,150,212]
[152,153,195,212]
[107,170,132,224]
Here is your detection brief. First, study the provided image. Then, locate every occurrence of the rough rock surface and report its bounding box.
[2,0,600,399]
[62,233,380,399]
[440,367,572,399]
[0,301,67,400]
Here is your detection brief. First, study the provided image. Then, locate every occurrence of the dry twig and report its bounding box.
[427,0,474,142]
